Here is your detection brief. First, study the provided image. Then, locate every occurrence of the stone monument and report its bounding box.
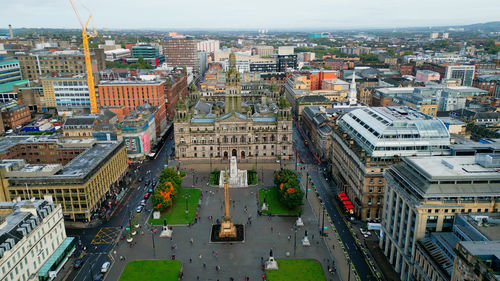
[302,230,310,246]
[262,197,268,211]
[296,217,304,227]
[219,156,247,188]
[160,219,172,238]
[219,172,237,238]
[265,249,279,270]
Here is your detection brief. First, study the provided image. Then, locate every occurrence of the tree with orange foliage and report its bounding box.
[274,169,304,210]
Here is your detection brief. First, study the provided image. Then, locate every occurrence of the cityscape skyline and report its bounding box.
[3,0,500,30]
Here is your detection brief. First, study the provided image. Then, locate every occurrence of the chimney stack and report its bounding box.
[8,24,13,39]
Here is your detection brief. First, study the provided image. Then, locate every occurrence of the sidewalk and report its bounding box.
[300,175,358,281]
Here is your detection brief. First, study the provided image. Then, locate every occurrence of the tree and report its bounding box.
[280,181,304,209]
[153,168,183,211]
[274,169,304,210]
[159,168,182,192]
[189,84,198,93]
[131,212,140,228]
[153,181,176,211]
[274,169,298,186]
[360,53,378,63]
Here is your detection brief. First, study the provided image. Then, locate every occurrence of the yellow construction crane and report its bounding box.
[69,0,99,114]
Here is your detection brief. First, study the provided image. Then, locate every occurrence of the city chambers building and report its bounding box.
[0,136,128,221]
[174,53,293,161]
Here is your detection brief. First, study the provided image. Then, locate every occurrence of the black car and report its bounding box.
[73,259,83,269]
[94,273,104,281]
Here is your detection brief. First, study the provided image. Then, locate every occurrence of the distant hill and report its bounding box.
[460,21,500,31]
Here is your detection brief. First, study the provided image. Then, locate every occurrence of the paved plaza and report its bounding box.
[105,181,338,281]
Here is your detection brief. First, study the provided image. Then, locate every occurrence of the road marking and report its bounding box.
[91,227,121,245]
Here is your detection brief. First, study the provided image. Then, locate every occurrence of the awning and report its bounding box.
[39,237,75,278]
[339,195,349,201]
[343,200,352,206]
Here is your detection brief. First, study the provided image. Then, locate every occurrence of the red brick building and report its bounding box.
[286,70,337,90]
[399,64,414,75]
[97,80,167,137]
[165,75,188,120]
[0,103,31,129]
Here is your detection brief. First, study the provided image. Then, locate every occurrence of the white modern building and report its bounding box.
[0,198,74,281]
[197,40,220,53]
[104,48,131,62]
[444,65,475,86]
[278,46,295,55]
[52,78,90,111]
[336,107,451,159]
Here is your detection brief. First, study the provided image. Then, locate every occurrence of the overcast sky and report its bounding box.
[3,0,500,30]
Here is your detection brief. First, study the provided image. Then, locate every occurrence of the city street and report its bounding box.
[292,122,377,281]
[64,127,175,281]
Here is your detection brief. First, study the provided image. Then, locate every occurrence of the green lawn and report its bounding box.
[247,170,258,185]
[266,259,326,281]
[259,188,301,215]
[149,188,201,225]
[119,260,181,281]
[209,170,220,185]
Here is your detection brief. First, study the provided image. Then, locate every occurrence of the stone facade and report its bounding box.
[174,52,292,162]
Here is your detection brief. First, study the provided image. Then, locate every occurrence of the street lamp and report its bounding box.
[305,171,309,199]
[293,223,297,257]
[261,167,264,186]
[184,193,190,215]
[321,206,325,236]
[347,258,351,281]
[152,230,156,257]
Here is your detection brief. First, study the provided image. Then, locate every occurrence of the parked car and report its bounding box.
[140,199,146,206]
[101,262,110,273]
[138,177,143,182]
[144,193,150,199]
[94,273,104,281]
[73,259,83,269]
[170,136,173,140]
[136,205,143,213]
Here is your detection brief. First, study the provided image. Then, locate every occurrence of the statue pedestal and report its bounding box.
[160,226,172,238]
[265,257,279,270]
[296,217,304,227]
[302,236,310,246]
[219,216,237,238]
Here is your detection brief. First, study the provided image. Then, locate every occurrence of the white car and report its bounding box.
[136,206,143,213]
[101,262,110,273]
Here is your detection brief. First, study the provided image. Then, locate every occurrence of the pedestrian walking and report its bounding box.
[215,251,218,258]
[190,238,194,244]
[270,226,273,232]
[199,254,202,259]
[288,235,291,241]
[189,258,192,263]
[212,250,215,257]
[203,263,206,268]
